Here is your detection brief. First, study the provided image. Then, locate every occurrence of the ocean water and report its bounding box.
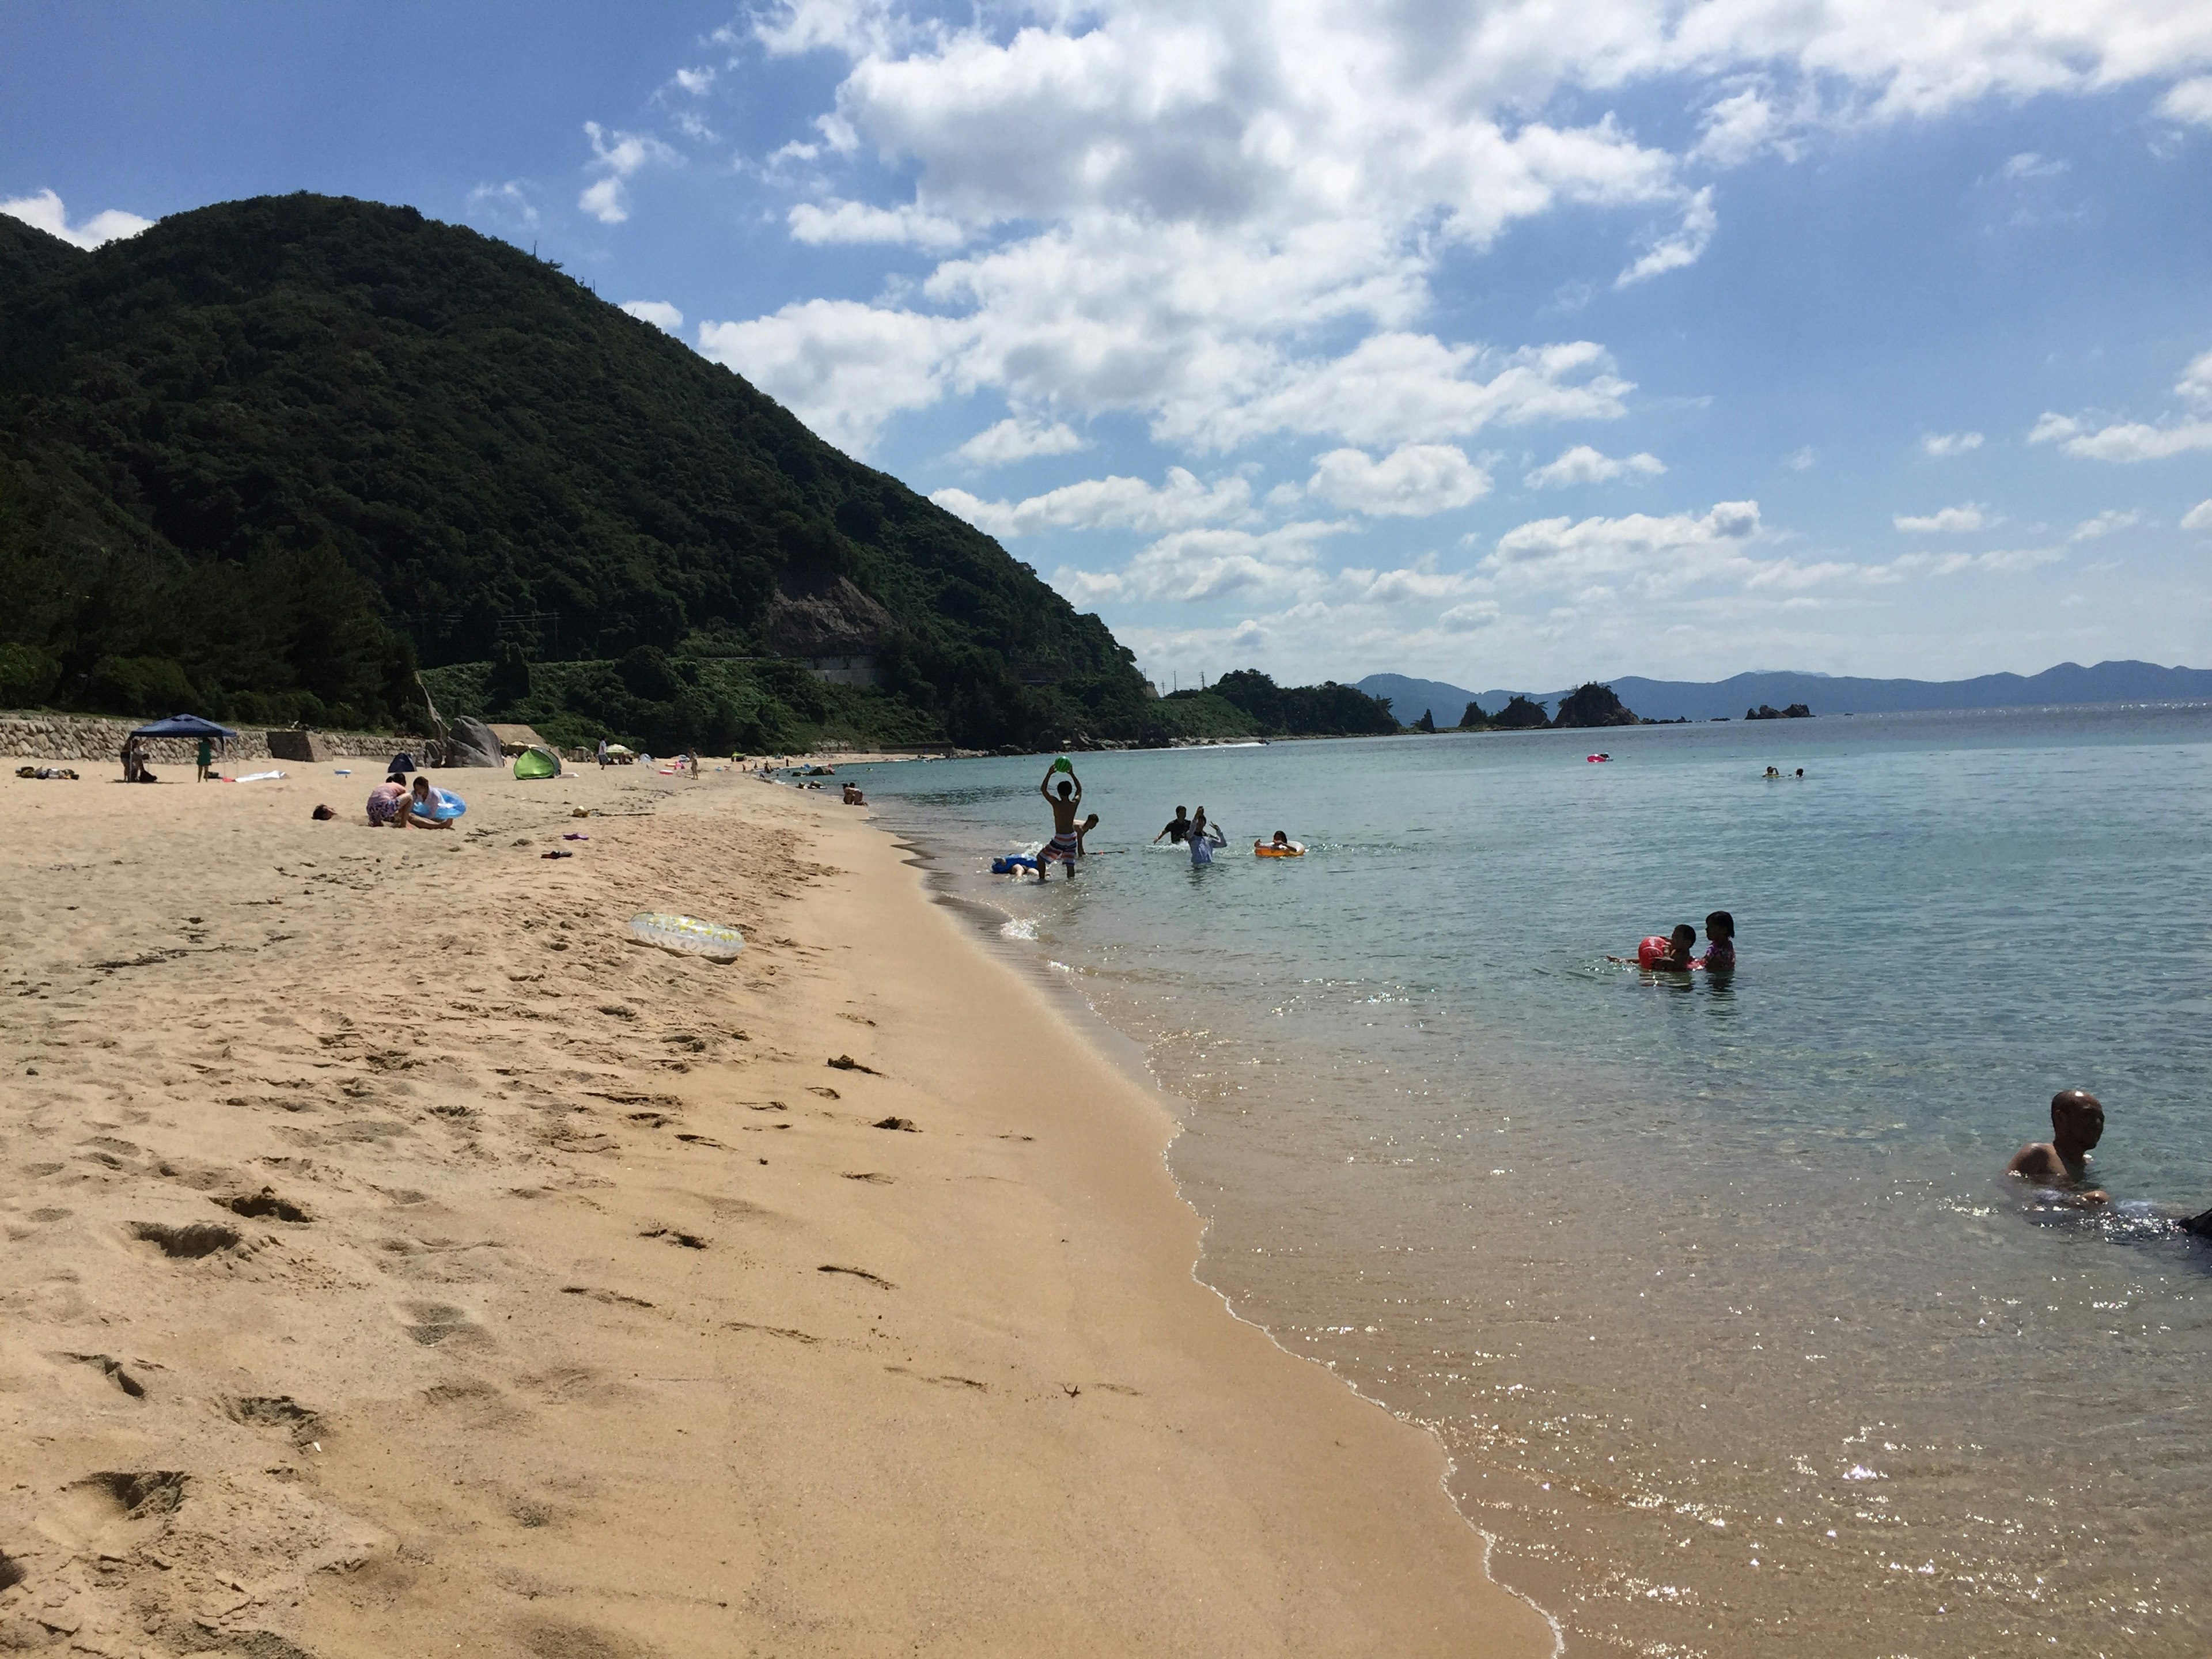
[844,706,2212,1657]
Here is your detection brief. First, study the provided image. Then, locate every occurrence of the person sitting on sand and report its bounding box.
[1037,762,1085,880]
[1699,910,1736,972]
[1153,805,1192,845]
[2006,1089,2108,1206]
[842,782,866,805]
[406,775,453,829]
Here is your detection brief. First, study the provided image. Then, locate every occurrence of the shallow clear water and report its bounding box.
[845,706,2212,1657]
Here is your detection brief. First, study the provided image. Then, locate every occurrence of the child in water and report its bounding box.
[1699,910,1735,972]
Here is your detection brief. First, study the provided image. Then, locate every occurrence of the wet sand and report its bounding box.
[0,760,1553,1657]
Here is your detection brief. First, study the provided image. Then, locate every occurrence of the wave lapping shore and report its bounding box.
[0,762,1550,1657]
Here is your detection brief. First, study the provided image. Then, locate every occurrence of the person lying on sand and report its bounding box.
[2006,1089,2108,1206]
[1037,762,1084,880]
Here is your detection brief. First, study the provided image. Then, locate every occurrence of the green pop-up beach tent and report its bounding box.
[513,746,561,779]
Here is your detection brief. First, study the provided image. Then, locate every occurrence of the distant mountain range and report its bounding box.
[1356,661,2212,725]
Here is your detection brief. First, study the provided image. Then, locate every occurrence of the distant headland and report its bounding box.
[1358,661,2212,728]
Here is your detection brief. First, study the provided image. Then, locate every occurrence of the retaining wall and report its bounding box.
[1,714,430,768]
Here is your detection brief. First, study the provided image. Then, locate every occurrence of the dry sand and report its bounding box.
[0,758,1554,1658]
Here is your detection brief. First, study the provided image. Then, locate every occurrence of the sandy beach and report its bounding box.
[0,757,1552,1657]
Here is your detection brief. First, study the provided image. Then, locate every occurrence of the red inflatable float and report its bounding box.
[1636,935,1679,969]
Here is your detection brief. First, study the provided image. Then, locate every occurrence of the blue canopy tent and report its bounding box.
[129,715,240,743]
[123,714,240,782]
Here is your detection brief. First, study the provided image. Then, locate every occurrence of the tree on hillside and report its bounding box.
[1413,708,1437,732]
[1457,702,1488,729]
[1492,695,1551,729]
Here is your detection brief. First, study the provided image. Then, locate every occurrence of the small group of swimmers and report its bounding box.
[1029,772,1301,879]
[2008,1088,2212,1236]
[1611,910,1735,973]
[1763,767,1805,779]
[1151,804,1302,865]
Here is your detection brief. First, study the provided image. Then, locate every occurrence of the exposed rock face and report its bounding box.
[1745,702,1813,719]
[1551,683,1641,728]
[765,578,897,660]
[0,715,427,765]
[1491,695,1551,730]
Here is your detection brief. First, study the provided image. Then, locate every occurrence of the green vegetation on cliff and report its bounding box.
[0,194,1152,748]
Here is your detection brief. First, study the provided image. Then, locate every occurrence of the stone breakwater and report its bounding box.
[1,713,430,767]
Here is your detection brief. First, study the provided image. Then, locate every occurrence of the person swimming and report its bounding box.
[1612,923,1696,970]
[1254,830,1304,854]
[2006,1088,2108,1206]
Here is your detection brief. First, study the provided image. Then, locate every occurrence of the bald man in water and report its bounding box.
[2006,1089,2108,1206]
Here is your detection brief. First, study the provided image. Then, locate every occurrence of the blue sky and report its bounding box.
[5,1,2209,690]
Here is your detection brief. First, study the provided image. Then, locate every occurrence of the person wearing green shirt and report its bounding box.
[195,737,213,781]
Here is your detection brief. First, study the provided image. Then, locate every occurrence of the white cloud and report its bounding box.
[2027,346,2212,461]
[953,416,1088,467]
[579,121,677,224]
[788,198,967,249]
[2070,509,2141,539]
[1440,601,1503,631]
[619,300,684,332]
[0,188,151,249]
[1921,430,1984,457]
[1308,445,1491,517]
[2159,76,2212,125]
[2180,499,2212,531]
[1116,521,1347,604]
[1785,446,1816,471]
[2033,416,2212,461]
[1875,547,2063,578]
[1525,444,1666,488]
[1616,187,1717,287]
[466,180,539,229]
[1484,501,1766,596]
[696,300,967,454]
[1337,555,1488,603]
[932,467,1251,538]
[1893,503,1987,533]
[2179,349,2212,408]
[1692,86,1794,167]
[673,66,716,95]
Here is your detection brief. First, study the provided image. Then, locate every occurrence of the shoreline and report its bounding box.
[0,761,1554,1656]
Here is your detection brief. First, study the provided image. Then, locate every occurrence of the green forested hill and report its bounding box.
[0,193,1153,749]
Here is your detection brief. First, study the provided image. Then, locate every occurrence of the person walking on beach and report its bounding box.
[1037,760,1085,880]
[1153,805,1192,845]
[2007,1089,2108,1206]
